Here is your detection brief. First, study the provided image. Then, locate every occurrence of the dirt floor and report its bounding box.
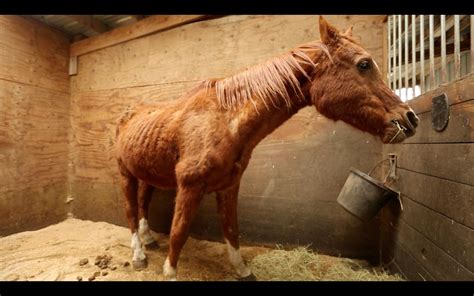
[0,218,402,281]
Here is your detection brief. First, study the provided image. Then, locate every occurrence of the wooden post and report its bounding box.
[471,15,474,74]
[454,15,461,79]
[429,15,435,90]
[387,16,391,86]
[440,15,447,84]
[411,15,416,97]
[420,15,425,93]
[404,15,409,100]
[398,15,403,95]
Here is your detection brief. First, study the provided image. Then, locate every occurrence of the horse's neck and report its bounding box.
[233,87,311,150]
[228,48,324,149]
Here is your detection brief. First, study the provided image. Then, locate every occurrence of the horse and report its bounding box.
[115,16,419,280]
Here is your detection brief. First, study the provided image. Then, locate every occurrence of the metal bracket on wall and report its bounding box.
[432,93,450,132]
[387,153,397,180]
[69,56,78,76]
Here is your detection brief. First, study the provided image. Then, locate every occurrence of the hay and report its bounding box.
[249,245,404,281]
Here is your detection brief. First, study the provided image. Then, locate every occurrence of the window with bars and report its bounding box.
[386,15,473,102]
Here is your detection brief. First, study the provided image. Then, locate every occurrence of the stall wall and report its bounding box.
[0,16,70,236]
[69,15,386,260]
[380,74,474,280]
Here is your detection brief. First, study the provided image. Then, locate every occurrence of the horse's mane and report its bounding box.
[205,41,331,111]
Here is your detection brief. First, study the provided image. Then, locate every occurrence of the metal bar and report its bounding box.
[471,15,474,74]
[392,15,398,90]
[420,15,425,93]
[441,15,447,83]
[404,15,409,99]
[388,16,392,88]
[398,15,403,95]
[454,15,461,79]
[411,15,416,98]
[429,15,435,90]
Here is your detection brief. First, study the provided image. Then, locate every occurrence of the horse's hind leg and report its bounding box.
[119,173,148,271]
[163,185,203,280]
[216,183,255,280]
[137,181,159,249]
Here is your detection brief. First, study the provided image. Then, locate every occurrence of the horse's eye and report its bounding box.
[357,60,371,72]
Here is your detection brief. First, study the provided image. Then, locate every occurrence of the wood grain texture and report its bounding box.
[398,197,473,272]
[386,218,473,280]
[381,74,474,280]
[395,168,473,228]
[0,16,70,235]
[0,16,69,93]
[70,15,209,58]
[0,79,69,193]
[404,99,473,144]
[408,73,474,114]
[71,15,384,92]
[384,143,474,185]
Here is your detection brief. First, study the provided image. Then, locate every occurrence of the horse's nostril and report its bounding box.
[406,111,419,128]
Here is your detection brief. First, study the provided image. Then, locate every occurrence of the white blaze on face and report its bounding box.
[138,218,155,245]
[163,257,177,279]
[225,239,251,277]
[130,232,146,261]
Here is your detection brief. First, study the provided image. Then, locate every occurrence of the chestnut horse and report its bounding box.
[115,16,419,280]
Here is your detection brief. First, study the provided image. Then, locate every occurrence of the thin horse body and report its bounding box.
[115,17,419,280]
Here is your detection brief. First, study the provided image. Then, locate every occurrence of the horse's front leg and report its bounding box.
[163,185,204,280]
[216,182,256,280]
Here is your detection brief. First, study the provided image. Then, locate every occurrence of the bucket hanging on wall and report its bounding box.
[337,157,400,222]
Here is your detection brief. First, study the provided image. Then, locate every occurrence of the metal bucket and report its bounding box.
[337,167,399,222]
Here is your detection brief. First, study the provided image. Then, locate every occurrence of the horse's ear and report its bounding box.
[343,25,354,37]
[319,16,340,45]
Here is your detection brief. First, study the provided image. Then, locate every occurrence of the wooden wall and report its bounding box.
[69,15,386,260]
[0,16,70,236]
[380,74,474,280]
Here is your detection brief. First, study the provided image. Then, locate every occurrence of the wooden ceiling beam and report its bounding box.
[70,15,222,58]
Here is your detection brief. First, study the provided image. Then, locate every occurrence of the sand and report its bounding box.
[0,218,402,281]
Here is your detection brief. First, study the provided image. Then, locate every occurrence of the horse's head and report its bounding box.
[310,16,419,143]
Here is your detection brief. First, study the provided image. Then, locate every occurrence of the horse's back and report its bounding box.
[115,101,182,187]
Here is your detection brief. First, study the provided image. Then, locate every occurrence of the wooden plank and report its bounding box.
[384,143,473,185]
[0,77,69,235]
[379,200,436,281]
[395,168,474,229]
[0,16,69,93]
[408,72,474,114]
[404,99,474,143]
[0,182,68,236]
[190,194,380,261]
[395,220,473,280]
[70,15,209,58]
[71,15,385,92]
[70,82,196,185]
[382,20,388,83]
[399,197,474,272]
[0,79,69,193]
[389,242,436,281]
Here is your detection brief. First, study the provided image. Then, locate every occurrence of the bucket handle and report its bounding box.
[367,158,404,211]
[367,158,393,184]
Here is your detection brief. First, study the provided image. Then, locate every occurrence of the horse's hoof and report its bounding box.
[145,241,160,250]
[132,259,148,271]
[237,273,257,281]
